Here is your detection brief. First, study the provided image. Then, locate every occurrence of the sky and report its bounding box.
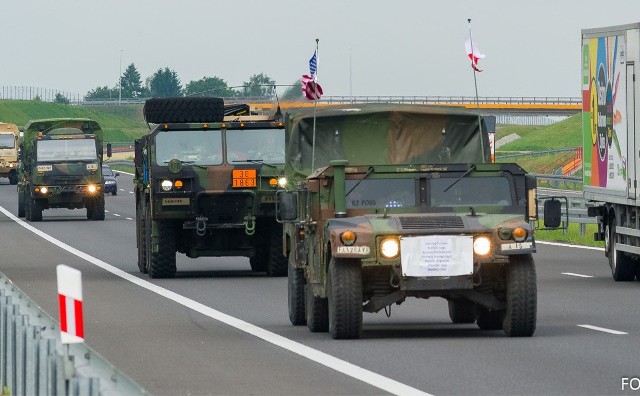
[4,0,640,100]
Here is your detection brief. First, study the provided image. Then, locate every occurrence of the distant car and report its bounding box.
[102,164,119,195]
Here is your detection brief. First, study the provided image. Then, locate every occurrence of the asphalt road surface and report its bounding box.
[0,174,639,396]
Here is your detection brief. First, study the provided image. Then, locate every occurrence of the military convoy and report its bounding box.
[0,122,21,185]
[17,118,107,221]
[277,104,561,339]
[134,97,287,278]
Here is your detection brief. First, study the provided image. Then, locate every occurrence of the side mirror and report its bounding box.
[106,143,113,158]
[277,191,298,222]
[114,172,120,177]
[543,198,562,228]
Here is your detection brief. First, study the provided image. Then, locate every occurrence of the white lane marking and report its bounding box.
[536,240,604,251]
[105,210,110,213]
[113,214,121,217]
[562,272,594,278]
[578,324,628,335]
[0,205,430,396]
[126,217,133,221]
[129,191,134,194]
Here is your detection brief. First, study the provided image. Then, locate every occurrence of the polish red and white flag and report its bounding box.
[57,265,84,344]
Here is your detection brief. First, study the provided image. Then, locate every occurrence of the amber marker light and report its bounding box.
[269,178,278,186]
[240,123,245,128]
[340,230,357,246]
[163,124,169,130]
[513,227,527,242]
[174,180,184,189]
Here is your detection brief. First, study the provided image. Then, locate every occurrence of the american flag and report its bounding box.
[309,50,318,80]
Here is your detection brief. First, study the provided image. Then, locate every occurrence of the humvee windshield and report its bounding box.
[226,128,285,164]
[36,138,97,162]
[155,129,223,166]
[0,134,15,149]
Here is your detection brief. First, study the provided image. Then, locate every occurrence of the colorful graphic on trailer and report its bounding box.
[582,35,627,190]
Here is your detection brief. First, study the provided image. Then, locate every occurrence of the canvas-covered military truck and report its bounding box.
[277,104,562,339]
[134,97,287,278]
[0,122,21,185]
[17,118,107,221]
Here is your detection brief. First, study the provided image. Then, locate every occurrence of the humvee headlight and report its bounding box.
[380,238,400,259]
[87,185,97,193]
[161,180,173,191]
[340,230,357,246]
[513,227,527,242]
[40,187,48,194]
[278,177,287,188]
[473,236,491,256]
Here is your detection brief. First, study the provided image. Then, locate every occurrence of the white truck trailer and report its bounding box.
[583,23,640,281]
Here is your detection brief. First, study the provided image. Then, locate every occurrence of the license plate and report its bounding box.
[232,169,257,188]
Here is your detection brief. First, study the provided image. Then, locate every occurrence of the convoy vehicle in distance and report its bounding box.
[18,118,108,221]
[277,104,561,339]
[134,97,287,278]
[102,164,119,195]
[0,122,21,185]
[582,22,640,281]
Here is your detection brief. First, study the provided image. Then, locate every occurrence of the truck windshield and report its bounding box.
[346,179,416,209]
[0,134,15,149]
[36,139,97,162]
[155,130,223,166]
[430,176,513,207]
[226,128,285,164]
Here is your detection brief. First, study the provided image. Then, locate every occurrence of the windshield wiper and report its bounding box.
[346,166,374,197]
[443,164,476,192]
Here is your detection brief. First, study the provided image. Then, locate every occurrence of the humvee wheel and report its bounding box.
[305,283,328,332]
[448,300,476,324]
[328,257,362,339]
[143,97,225,124]
[266,223,287,277]
[288,256,306,326]
[17,191,25,217]
[8,171,18,185]
[29,199,43,222]
[607,217,636,281]
[147,217,177,279]
[503,254,537,337]
[476,307,504,330]
[90,195,105,221]
[136,200,148,274]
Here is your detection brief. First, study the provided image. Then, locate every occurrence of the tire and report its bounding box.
[607,217,636,281]
[448,300,476,324]
[249,230,267,272]
[29,199,42,222]
[476,307,504,330]
[17,190,25,217]
[143,97,225,124]
[503,254,537,337]
[112,191,117,196]
[136,199,148,274]
[91,195,105,221]
[86,201,93,220]
[288,255,306,326]
[147,216,177,278]
[305,283,328,332]
[266,223,287,277]
[8,171,18,185]
[328,257,362,339]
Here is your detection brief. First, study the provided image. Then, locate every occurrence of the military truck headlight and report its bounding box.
[278,177,287,188]
[161,180,173,191]
[473,236,491,256]
[40,187,48,194]
[380,238,400,259]
[87,185,97,193]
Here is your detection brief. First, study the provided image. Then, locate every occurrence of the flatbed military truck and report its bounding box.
[0,122,21,185]
[18,118,107,221]
[277,104,561,339]
[134,97,287,278]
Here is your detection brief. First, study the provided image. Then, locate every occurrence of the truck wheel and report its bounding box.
[249,230,267,272]
[143,97,225,124]
[91,195,105,221]
[8,171,18,185]
[288,255,306,326]
[266,223,287,277]
[328,257,362,339]
[136,200,148,274]
[17,191,25,217]
[448,299,476,324]
[476,307,504,330]
[607,218,635,281]
[503,254,536,337]
[148,218,177,278]
[306,283,328,332]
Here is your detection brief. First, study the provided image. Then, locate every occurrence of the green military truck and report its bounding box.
[0,122,21,185]
[18,118,107,221]
[277,104,562,339]
[134,97,287,278]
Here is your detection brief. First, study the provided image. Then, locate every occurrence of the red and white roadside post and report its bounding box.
[56,265,84,344]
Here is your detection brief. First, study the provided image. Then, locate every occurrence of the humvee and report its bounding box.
[277,104,561,339]
[0,122,21,185]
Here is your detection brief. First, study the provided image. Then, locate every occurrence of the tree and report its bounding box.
[241,73,275,97]
[148,67,182,97]
[184,76,237,97]
[54,93,70,104]
[85,86,117,100]
[120,63,147,98]
[282,80,303,101]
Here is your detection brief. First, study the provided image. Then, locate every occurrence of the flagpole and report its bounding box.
[311,38,319,172]
[468,18,485,158]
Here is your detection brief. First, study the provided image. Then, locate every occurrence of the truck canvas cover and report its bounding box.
[284,104,490,182]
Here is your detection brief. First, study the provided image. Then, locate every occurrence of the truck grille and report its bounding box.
[197,194,254,224]
[398,216,465,230]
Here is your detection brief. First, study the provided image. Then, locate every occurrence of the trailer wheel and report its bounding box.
[143,97,225,124]
[305,283,328,332]
[608,217,636,281]
[328,257,362,339]
[503,254,536,337]
[287,255,306,326]
[448,299,476,324]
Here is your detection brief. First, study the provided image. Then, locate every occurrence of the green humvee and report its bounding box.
[18,118,108,221]
[277,104,561,339]
[134,97,287,278]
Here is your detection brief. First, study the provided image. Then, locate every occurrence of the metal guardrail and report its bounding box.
[0,272,146,396]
